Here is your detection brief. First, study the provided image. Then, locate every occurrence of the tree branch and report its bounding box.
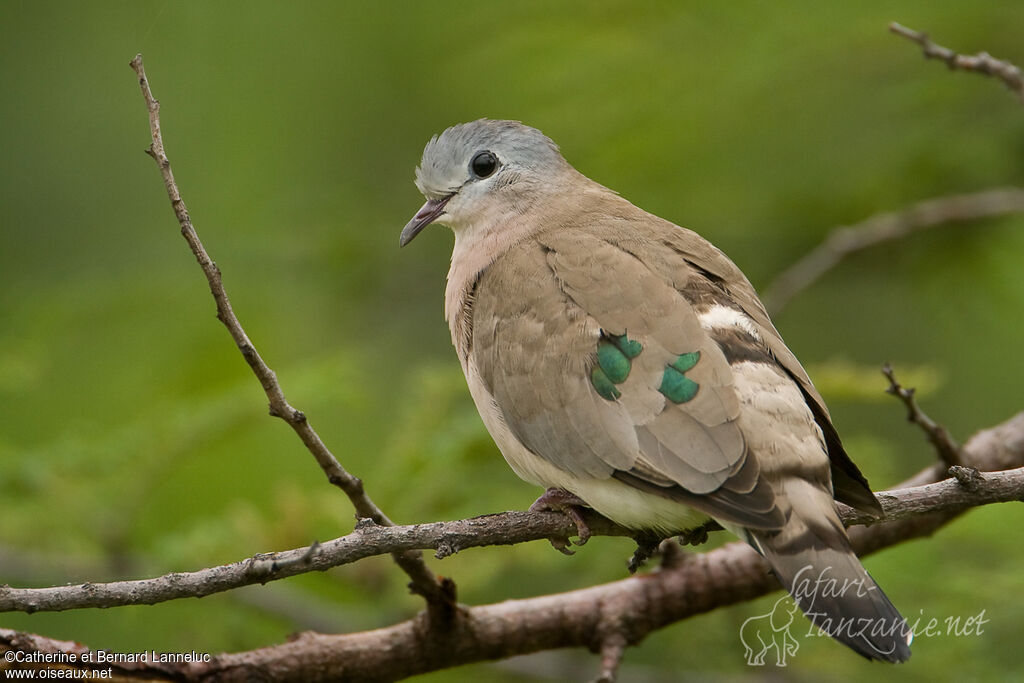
[889,22,1024,103]
[115,412,1024,681]
[3,413,1023,680]
[0,413,1021,609]
[762,26,1024,315]
[0,511,619,613]
[760,187,1024,314]
[882,363,963,467]
[127,54,445,606]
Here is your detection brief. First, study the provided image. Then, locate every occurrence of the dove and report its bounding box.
[400,119,911,662]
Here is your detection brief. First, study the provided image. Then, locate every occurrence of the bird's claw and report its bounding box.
[627,532,664,574]
[677,520,722,547]
[530,487,592,547]
[678,525,710,547]
[548,536,576,555]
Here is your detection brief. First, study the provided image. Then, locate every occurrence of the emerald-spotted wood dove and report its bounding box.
[400,119,911,662]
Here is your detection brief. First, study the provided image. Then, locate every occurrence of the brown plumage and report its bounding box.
[401,119,911,662]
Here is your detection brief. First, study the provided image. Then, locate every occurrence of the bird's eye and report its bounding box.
[470,151,498,178]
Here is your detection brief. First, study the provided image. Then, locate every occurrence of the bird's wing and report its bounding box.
[471,228,784,530]
[653,226,882,515]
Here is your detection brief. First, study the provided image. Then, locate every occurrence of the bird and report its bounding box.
[399,119,911,662]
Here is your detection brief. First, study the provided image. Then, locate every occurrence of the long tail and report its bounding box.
[748,489,912,662]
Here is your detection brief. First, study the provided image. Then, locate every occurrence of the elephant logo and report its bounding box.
[739,596,802,666]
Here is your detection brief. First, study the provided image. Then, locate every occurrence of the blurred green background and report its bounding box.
[2,1,1023,681]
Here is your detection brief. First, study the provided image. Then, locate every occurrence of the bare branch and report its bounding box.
[839,463,1024,523]
[761,187,1024,314]
[3,416,1024,614]
[0,512,615,614]
[129,412,1024,680]
[3,413,1023,680]
[127,54,444,604]
[595,633,627,683]
[889,22,1024,103]
[881,363,964,467]
[762,25,1024,315]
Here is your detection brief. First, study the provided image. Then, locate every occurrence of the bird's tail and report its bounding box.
[749,501,912,662]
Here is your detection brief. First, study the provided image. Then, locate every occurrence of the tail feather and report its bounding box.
[754,535,912,662]
[751,543,912,663]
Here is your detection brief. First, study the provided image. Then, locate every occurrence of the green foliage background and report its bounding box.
[2,2,1023,680]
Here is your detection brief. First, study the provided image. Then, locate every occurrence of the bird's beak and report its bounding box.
[400,194,453,247]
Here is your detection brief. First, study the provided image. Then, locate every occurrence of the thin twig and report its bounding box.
[6,451,1024,613]
[761,187,1024,314]
[764,25,1024,314]
[889,22,1024,103]
[882,363,964,467]
[127,54,445,605]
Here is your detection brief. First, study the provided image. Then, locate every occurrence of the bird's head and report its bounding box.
[400,119,571,246]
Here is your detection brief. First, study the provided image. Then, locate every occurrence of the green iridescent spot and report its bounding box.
[671,351,700,373]
[591,366,621,400]
[596,339,631,383]
[659,350,701,403]
[591,333,644,400]
[660,367,699,403]
[611,334,643,359]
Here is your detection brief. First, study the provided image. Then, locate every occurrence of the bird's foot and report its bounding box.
[628,521,721,572]
[627,532,666,574]
[530,487,593,552]
[677,520,720,547]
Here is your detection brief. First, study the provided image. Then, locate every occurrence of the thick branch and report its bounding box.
[761,187,1024,314]
[889,22,1024,103]
[3,413,1022,680]
[1,414,1021,615]
[127,55,443,604]
[135,413,1024,680]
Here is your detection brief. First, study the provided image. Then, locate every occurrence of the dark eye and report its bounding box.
[470,150,498,178]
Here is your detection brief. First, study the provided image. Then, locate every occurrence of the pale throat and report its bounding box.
[443,211,538,329]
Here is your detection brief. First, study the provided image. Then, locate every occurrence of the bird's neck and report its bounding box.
[444,210,527,362]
